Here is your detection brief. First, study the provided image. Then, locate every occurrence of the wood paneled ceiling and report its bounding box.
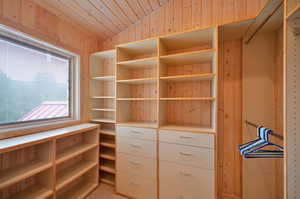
[34,0,169,39]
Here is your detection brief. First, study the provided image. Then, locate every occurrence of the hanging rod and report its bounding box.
[245,120,284,140]
[245,1,283,44]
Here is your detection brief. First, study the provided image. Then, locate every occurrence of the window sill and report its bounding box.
[0,119,81,140]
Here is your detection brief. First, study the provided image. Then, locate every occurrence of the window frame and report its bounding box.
[0,24,80,136]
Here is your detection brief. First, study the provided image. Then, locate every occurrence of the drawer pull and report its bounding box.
[129,161,141,165]
[180,171,192,177]
[179,152,193,156]
[129,182,140,186]
[131,130,142,134]
[179,136,194,139]
[130,144,141,148]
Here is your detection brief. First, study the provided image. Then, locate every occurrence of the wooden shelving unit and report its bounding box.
[286,0,300,19]
[0,124,99,199]
[90,49,117,186]
[159,27,218,133]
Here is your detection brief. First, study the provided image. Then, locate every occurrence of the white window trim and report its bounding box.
[0,24,81,135]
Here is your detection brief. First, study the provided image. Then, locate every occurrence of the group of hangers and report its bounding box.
[238,121,284,158]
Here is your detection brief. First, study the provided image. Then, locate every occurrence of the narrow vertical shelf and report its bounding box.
[90,49,117,186]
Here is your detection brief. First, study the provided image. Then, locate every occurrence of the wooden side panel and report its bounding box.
[218,39,243,199]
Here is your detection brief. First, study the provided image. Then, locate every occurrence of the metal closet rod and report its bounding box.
[245,120,284,140]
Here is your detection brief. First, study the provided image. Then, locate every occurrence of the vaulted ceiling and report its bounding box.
[34,0,169,39]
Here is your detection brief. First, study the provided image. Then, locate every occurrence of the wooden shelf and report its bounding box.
[100,164,115,174]
[91,96,115,99]
[117,56,157,67]
[100,139,116,148]
[160,124,216,134]
[160,49,214,65]
[91,49,116,59]
[56,143,97,164]
[160,73,215,81]
[100,173,115,186]
[117,122,158,128]
[117,98,157,101]
[57,181,97,199]
[0,160,52,189]
[91,118,116,123]
[91,108,116,112]
[11,185,53,199]
[56,161,97,190]
[100,152,116,161]
[91,76,115,81]
[117,77,157,84]
[160,97,215,101]
[100,129,115,136]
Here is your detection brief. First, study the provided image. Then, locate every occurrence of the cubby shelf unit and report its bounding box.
[0,124,99,199]
[90,49,117,186]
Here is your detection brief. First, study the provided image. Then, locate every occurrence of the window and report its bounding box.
[0,25,80,131]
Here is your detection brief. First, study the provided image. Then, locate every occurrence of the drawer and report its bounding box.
[159,161,215,199]
[116,136,156,158]
[159,130,214,148]
[159,142,214,169]
[117,152,157,179]
[117,126,157,141]
[117,172,157,199]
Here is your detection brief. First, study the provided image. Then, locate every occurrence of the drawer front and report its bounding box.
[117,126,157,141]
[117,152,157,179]
[160,161,215,199]
[117,172,157,199]
[159,130,214,148]
[159,142,214,169]
[116,136,156,158]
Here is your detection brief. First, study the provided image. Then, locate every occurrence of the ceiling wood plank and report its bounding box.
[125,0,146,18]
[115,0,139,22]
[60,0,112,36]
[75,0,120,34]
[138,0,153,14]
[159,0,170,6]
[34,0,103,37]
[101,0,133,25]
[149,0,161,10]
[89,0,126,30]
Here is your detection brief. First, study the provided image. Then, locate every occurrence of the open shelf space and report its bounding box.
[100,159,115,174]
[117,100,158,127]
[100,172,115,186]
[159,124,216,134]
[160,77,214,98]
[160,73,215,81]
[159,28,216,56]
[117,58,157,80]
[99,124,115,136]
[91,110,115,124]
[90,80,115,97]
[0,168,53,199]
[117,82,157,98]
[117,122,158,128]
[0,141,53,189]
[160,49,214,65]
[56,166,98,199]
[90,50,116,77]
[56,129,98,164]
[117,38,157,62]
[100,147,116,160]
[100,136,116,148]
[160,100,215,132]
[91,98,115,110]
[56,148,98,190]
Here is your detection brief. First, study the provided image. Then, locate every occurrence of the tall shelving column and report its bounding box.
[285,0,300,197]
[158,27,218,133]
[116,38,159,128]
[90,50,117,186]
